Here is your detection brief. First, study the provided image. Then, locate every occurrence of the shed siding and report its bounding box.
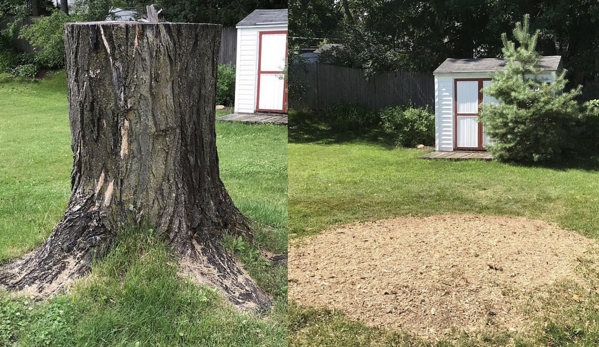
[435,76,454,151]
[234,27,259,113]
[234,25,287,114]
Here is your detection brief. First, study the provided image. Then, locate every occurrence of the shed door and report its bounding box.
[455,80,485,150]
[256,31,288,113]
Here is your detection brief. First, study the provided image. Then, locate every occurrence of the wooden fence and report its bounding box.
[289,63,435,111]
[219,27,237,66]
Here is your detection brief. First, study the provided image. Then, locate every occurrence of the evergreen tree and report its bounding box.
[480,14,582,163]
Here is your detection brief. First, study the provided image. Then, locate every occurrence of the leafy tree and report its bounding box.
[299,0,599,86]
[152,0,286,27]
[0,0,21,18]
[289,0,340,46]
[9,0,286,71]
[0,0,52,19]
[73,0,111,21]
[532,0,599,86]
[0,0,53,72]
[479,15,582,163]
[19,9,75,69]
[318,0,505,73]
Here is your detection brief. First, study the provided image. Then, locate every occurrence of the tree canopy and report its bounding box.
[0,0,287,72]
[291,0,599,82]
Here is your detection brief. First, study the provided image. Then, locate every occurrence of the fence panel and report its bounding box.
[219,27,237,66]
[289,64,434,111]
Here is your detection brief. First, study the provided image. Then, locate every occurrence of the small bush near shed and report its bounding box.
[216,64,236,107]
[379,105,434,147]
[9,64,37,79]
[320,102,378,132]
[19,10,71,69]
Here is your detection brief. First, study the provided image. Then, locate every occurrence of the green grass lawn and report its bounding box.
[289,142,599,239]
[0,72,287,346]
[288,110,599,346]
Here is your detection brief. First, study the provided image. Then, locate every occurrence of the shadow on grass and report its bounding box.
[502,155,599,172]
[288,109,395,149]
[290,108,599,170]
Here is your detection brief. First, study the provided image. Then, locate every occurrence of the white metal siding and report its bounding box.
[434,76,454,151]
[234,25,287,114]
[525,73,555,82]
[234,27,259,113]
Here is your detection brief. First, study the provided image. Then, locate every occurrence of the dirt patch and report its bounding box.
[289,214,599,339]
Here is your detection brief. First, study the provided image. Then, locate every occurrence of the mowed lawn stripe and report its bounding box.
[0,73,71,262]
[289,142,599,238]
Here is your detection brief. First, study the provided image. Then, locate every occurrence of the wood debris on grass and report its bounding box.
[289,214,599,340]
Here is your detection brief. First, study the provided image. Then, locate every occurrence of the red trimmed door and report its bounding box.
[455,79,485,150]
[256,31,288,113]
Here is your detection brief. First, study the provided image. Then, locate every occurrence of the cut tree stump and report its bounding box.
[0,22,271,311]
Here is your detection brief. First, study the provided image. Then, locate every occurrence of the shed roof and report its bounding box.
[433,55,562,75]
[237,9,288,27]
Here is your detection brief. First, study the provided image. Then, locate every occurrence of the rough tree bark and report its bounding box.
[0,22,271,311]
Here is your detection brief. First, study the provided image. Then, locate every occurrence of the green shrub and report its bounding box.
[9,63,37,78]
[0,34,24,72]
[216,64,235,107]
[578,99,599,157]
[320,102,378,132]
[19,10,72,69]
[379,105,434,147]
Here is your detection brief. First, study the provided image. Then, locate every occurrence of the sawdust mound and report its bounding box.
[289,214,599,339]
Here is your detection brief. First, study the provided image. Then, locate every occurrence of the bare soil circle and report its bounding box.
[289,214,599,339]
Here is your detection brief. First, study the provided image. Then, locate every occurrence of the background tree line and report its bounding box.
[290,0,599,85]
[0,0,286,74]
[1,0,287,26]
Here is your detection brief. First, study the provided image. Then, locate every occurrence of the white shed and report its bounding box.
[234,9,288,114]
[433,56,562,151]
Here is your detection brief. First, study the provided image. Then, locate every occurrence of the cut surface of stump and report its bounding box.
[0,22,270,312]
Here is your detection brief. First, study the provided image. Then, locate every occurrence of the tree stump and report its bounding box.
[0,22,271,311]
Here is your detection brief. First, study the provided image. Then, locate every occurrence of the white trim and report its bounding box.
[236,24,288,30]
[434,72,555,79]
